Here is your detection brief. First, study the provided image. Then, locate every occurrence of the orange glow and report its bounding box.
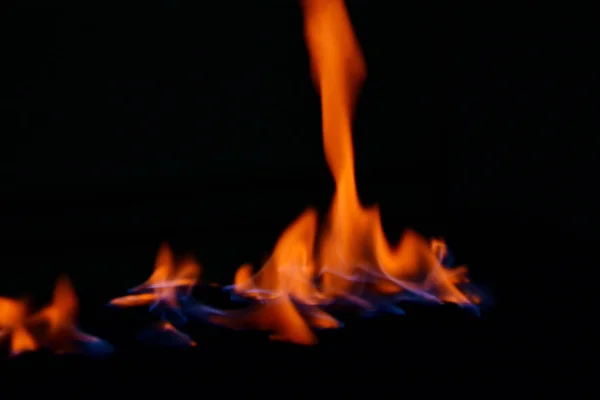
[0,297,28,330]
[0,297,36,355]
[232,209,321,304]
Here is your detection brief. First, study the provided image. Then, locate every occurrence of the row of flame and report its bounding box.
[0,225,478,356]
[1,0,480,355]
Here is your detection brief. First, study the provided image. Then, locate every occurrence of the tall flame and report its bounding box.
[216,0,478,344]
[304,0,475,308]
[102,0,479,349]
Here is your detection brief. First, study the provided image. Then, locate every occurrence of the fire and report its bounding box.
[303,0,475,308]
[0,297,37,354]
[213,209,340,345]
[110,242,200,310]
[107,0,478,347]
[231,209,321,304]
[208,0,478,343]
[109,242,204,346]
[0,276,112,356]
[1,0,480,356]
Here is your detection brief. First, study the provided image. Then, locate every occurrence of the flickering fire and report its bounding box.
[0,276,112,356]
[213,209,339,345]
[109,0,479,346]
[109,242,204,346]
[109,242,200,311]
[1,0,480,357]
[302,0,475,308]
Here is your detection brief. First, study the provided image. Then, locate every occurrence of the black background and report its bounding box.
[0,1,596,389]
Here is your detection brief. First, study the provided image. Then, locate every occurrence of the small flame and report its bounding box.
[305,0,476,309]
[36,275,79,337]
[214,209,339,345]
[0,297,38,355]
[11,326,38,355]
[232,209,321,304]
[0,297,28,330]
[137,320,197,347]
[109,242,203,347]
[110,242,201,311]
[0,276,111,356]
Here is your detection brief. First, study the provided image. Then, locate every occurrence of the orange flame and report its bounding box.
[0,297,38,354]
[0,0,479,355]
[215,209,339,345]
[100,0,479,348]
[232,209,321,304]
[108,242,201,347]
[110,242,201,310]
[209,0,477,344]
[0,297,28,331]
[304,0,475,308]
[0,276,111,356]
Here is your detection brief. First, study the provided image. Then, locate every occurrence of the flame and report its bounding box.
[0,297,28,330]
[209,0,478,344]
[109,242,203,347]
[110,242,201,311]
[0,0,479,355]
[97,0,480,349]
[36,275,79,337]
[136,320,197,347]
[0,276,111,356]
[214,209,339,345]
[232,209,321,304]
[304,0,476,308]
[0,297,38,354]
[11,326,38,355]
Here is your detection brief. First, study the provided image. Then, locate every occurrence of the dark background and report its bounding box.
[0,1,597,373]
